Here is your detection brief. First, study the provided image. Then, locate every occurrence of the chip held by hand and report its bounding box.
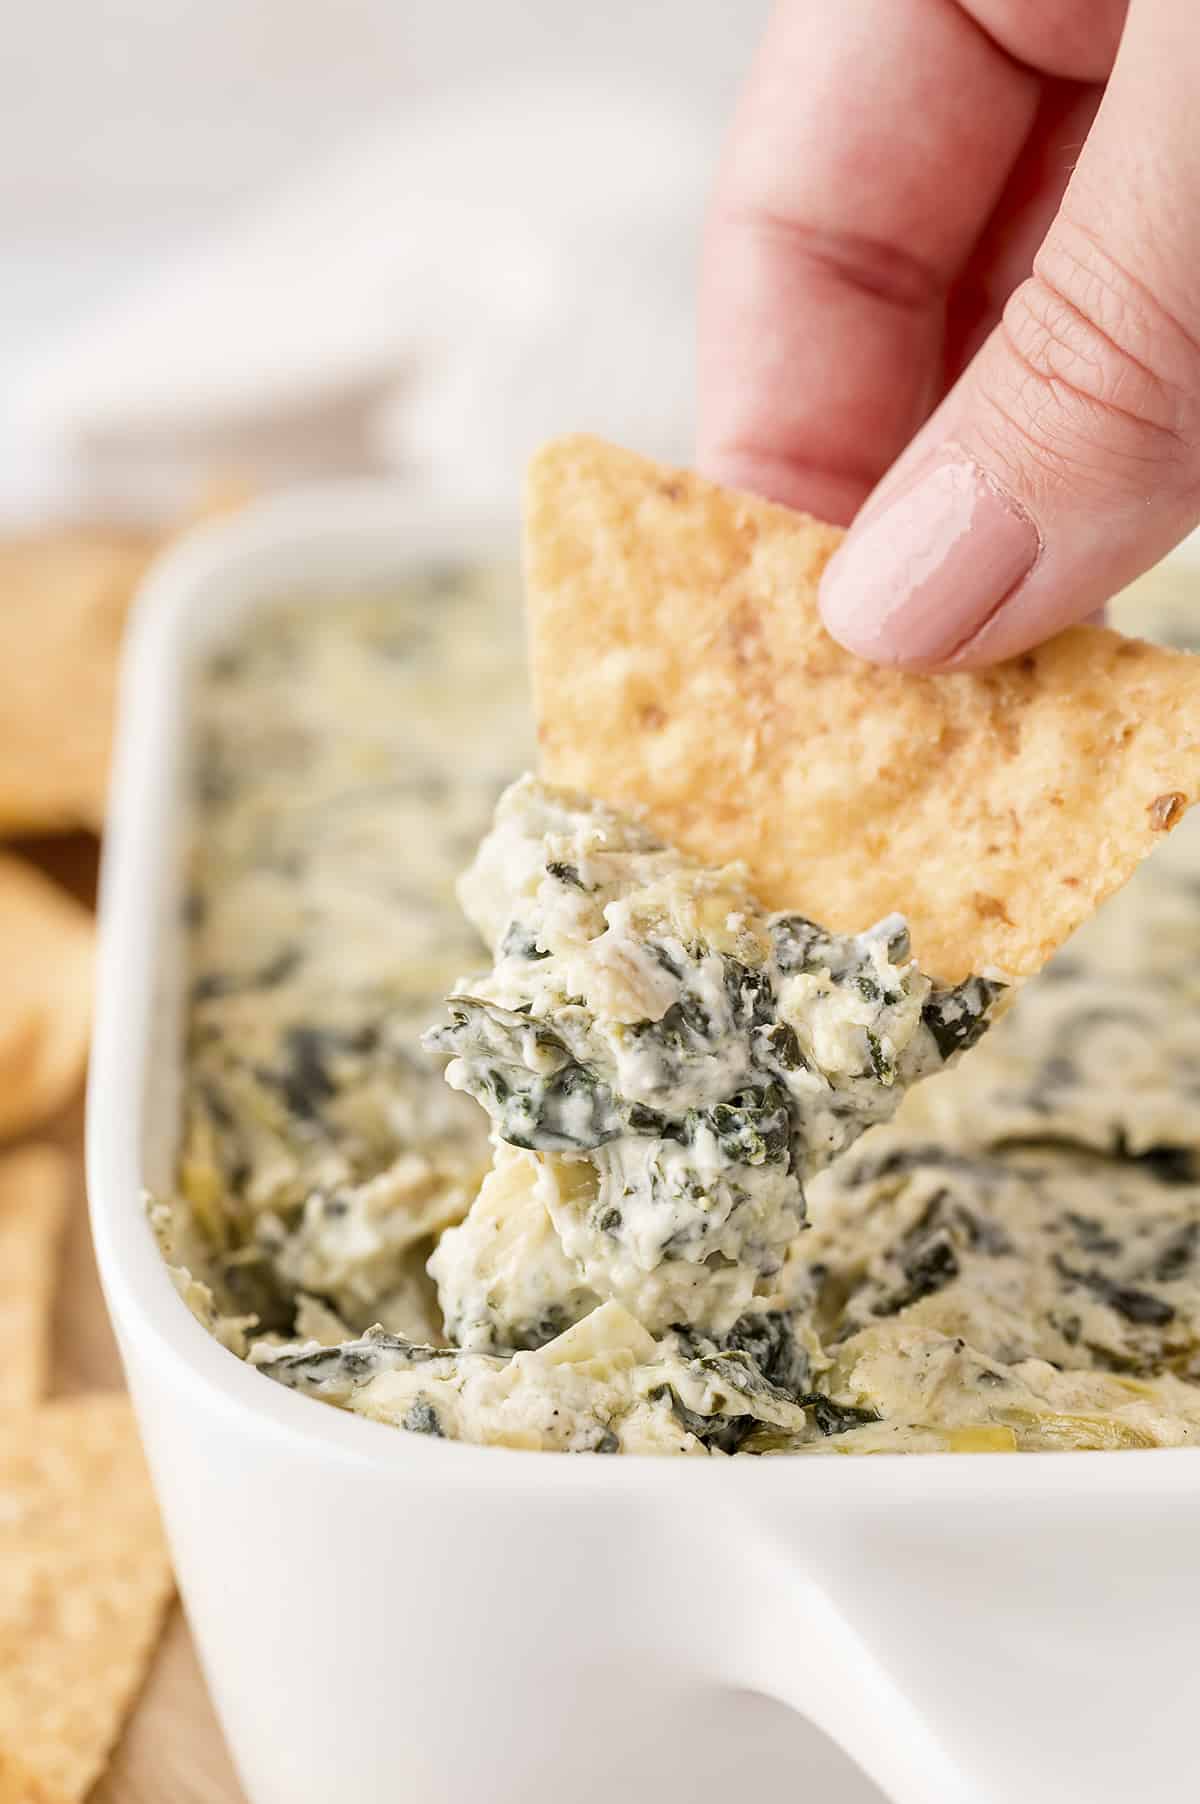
[526,435,1200,981]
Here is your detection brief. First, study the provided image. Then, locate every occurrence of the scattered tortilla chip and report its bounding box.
[0,1394,174,1803]
[0,1146,70,1408]
[0,530,156,833]
[526,436,1200,980]
[0,857,94,1142]
[0,486,255,836]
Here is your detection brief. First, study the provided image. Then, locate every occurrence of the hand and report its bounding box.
[697,0,1200,667]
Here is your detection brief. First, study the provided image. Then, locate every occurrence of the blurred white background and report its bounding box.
[0,1,769,521]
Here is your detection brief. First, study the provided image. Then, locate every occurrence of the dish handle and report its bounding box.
[723,1482,1199,1804]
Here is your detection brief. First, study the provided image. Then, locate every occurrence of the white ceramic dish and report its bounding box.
[88,487,1200,1804]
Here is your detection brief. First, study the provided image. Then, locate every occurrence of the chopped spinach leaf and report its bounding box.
[801,1394,881,1437]
[873,1217,962,1318]
[279,1026,339,1119]
[1053,1256,1176,1327]
[1148,1220,1199,1283]
[402,1399,445,1437]
[921,976,1006,1061]
[1063,1212,1123,1258]
[191,944,303,1003]
[545,860,586,889]
[724,959,775,1030]
[865,1029,894,1084]
[500,921,550,962]
[1130,1144,1196,1186]
[770,914,832,974]
[694,1084,792,1166]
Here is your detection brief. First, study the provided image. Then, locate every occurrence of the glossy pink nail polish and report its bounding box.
[819,458,1041,664]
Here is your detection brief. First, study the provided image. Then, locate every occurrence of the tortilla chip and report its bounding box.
[0,1146,70,1408]
[0,484,256,836]
[0,857,94,1142]
[527,436,1200,980]
[0,1394,174,1803]
[0,530,157,834]
[0,1751,60,1804]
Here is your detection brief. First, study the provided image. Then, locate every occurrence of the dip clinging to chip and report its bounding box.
[526,434,1200,982]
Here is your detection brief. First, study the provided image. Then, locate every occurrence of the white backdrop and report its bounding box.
[0,2,769,520]
[0,2,765,230]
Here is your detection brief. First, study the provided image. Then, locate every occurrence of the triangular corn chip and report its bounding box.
[0,489,254,836]
[0,1395,173,1803]
[0,530,156,834]
[527,435,1200,980]
[0,857,94,1142]
[0,1145,70,1408]
[0,1749,60,1803]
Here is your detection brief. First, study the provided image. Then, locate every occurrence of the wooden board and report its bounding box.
[31,834,248,1804]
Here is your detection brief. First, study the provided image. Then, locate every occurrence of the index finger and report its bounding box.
[697,0,1039,523]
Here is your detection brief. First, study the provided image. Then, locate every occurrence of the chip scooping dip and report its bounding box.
[525,435,1200,981]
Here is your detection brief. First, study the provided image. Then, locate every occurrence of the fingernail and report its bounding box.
[818,458,1041,663]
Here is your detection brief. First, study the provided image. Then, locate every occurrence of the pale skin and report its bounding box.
[697,0,1200,668]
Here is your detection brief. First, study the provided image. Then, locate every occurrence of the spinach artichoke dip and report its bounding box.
[156,566,1200,1455]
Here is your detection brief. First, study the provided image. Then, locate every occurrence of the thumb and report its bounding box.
[819,0,1200,670]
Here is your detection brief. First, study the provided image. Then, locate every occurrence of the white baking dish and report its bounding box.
[88,487,1200,1804]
